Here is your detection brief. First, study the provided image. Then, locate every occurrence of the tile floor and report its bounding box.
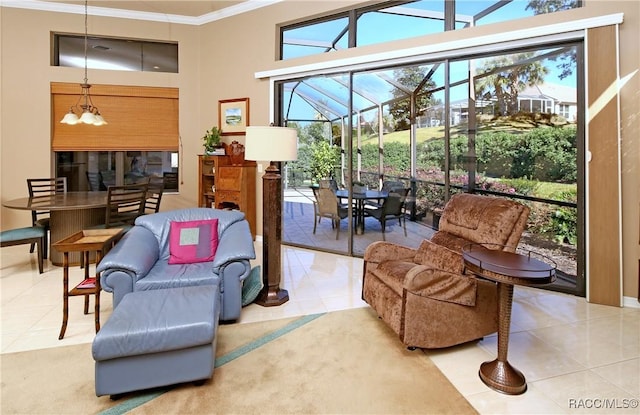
[1,242,639,414]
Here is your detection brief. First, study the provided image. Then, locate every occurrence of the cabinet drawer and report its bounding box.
[215,190,241,205]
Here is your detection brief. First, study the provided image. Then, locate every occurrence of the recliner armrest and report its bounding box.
[405,265,478,306]
[364,241,416,264]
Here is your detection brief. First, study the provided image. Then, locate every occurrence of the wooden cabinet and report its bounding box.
[198,155,257,238]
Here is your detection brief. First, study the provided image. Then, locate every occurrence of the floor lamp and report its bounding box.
[244,126,298,306]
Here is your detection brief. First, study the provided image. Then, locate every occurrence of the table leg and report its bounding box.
[83,251,89,315]
[94,249,102,333]
[478,282,527,395]
[58,252,69,340]
[355,200,365,235]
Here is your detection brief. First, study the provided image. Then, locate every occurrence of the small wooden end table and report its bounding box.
[52,228,123,340]
[463,243,556,395]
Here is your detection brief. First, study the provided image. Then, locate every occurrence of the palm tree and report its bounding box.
[475,53,549,116]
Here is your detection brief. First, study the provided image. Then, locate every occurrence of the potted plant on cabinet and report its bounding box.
[202,126,222,154]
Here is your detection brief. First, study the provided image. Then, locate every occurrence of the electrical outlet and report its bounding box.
[258,164,263,173]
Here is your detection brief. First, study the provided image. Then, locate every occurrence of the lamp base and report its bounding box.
[255,162,289,307]
[255,287,289,307]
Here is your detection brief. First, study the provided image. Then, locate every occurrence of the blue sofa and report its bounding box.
[97,208,256,321]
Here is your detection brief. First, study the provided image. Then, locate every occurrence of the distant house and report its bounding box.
[419,82,577,127]
[517,82,578,122]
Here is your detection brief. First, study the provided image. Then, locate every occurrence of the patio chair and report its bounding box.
[312,187,348,240]
[366,180,406,209]
[365,187,410,240]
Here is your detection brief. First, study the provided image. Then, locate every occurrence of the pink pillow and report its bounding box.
[168,219,219,264]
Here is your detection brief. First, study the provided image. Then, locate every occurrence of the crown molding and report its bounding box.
[0,0,283,25]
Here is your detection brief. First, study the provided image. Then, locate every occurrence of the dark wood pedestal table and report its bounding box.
[462,244,556,395]
[52,228,123,340]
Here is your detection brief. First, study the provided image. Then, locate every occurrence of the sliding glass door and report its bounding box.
[277,40,584,296]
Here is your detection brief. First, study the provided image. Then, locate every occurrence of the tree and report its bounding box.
[388,66,437,130]
[527,0,578,79]
[309,140,340,183]
[526,0,577,14]
[475,53,549,116]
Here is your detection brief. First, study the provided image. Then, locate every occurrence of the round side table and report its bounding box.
[463,244,556,395]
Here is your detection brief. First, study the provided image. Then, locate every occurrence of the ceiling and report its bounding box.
[2,1,274,24]
[41,1,246,17]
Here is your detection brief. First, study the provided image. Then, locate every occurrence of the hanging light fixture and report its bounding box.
[60,0,107,126]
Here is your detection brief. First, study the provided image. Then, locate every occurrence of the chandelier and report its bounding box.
[60,0,107,126]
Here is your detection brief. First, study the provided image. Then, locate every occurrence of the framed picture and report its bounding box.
[218,97,250,135]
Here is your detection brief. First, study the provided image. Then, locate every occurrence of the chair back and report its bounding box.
[316,187,340,217]
[319,179,338,191]
[27,177,67,225]
[145,177,165,214]
[86,171,104,191]
[381,180,405,193]
[105,182,149,228]
[436,193,530,252]
[383,187,409,216]
[27,177,67,196]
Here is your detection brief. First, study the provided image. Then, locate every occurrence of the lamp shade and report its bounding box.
[79,110,98,125]
[244,126,298,162]
[60,111,79,125]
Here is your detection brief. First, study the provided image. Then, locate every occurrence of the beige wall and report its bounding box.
[1,1,638,301]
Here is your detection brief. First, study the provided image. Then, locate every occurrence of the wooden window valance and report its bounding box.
[51,83,179,151]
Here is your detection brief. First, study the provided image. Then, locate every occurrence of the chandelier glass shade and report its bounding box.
[60,1,107,126]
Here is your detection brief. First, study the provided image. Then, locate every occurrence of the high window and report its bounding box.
[53,34,178,73]
[280,0,581,60]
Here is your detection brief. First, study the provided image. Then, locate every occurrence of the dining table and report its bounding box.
[335,189,388,234]
[3,192,108,266]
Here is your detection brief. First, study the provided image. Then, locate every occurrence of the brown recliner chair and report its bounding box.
[362,193,530,349]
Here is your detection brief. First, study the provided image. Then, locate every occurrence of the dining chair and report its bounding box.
[87,182,149,236]
[365,187,410,240]
[313,187,349,240]
[26,177,67,259]
[82,182,147,269]
[104,182,149,230]
[0,226,45,274]
[145,177,165,214]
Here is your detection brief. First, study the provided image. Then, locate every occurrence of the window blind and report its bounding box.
[51,83,179,151]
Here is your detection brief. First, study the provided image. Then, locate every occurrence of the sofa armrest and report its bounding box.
[212,219,256,272]
[97,226,160,283]
[364,241,417,264]
[404,265,477,306]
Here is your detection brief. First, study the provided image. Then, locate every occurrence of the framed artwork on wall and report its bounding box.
[218,98,250,135]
